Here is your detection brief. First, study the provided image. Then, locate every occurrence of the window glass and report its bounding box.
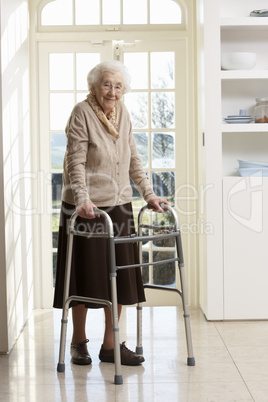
[49,54,74,90]
[142,251,149,284]
[152,132,175,168]
[50,93,74,130]
[123,0,147,24]
[76,53,100,90]
[51,173,63,209]
[151,52,174,89]
[124,53,148,89]
[51,133,66,170]
[75,0,100,25]
[150,0,182,24]
[151,92,175,129]
[124,93,148,129]
[152,172,175,206]
[153,251,175,286]
[103,0,120,24]
[133,132,148,168]
[76,93,87,103]
[41,0,72,25]
[41,0,182,27]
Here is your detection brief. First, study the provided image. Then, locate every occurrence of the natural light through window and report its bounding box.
[103,0,120,25]
[41,0,72,25]
[150,0,181,24]
[75,0,99,25]
[41,0,182,27]
[123,0,147,24]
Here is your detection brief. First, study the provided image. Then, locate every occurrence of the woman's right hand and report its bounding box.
[76,201,99,219]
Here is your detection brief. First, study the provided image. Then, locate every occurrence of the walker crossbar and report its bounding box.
[56,203,195,385]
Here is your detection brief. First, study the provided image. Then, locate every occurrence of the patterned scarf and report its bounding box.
[87,93,119,139]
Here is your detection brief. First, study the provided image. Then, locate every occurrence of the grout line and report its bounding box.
[213,323,255,401]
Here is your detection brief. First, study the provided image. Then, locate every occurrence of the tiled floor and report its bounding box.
[0,306,268,401]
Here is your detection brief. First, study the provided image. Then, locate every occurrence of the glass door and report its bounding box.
[38,42,113,305]
[120,40,187,304]
[38,39,187,306]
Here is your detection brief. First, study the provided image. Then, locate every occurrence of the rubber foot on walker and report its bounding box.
[57,363,65,372]
[135,346,143,355]
[187,357,195,366]
[114,375,123,385]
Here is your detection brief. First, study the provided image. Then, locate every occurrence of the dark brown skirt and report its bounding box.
[53,201,146,309]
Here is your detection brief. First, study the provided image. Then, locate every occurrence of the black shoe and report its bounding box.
[70,339,92,365]
[99,341,145,366]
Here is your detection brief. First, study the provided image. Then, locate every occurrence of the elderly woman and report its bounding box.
[53,60,169,366]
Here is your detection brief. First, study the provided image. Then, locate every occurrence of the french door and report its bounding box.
[38,39,187,306]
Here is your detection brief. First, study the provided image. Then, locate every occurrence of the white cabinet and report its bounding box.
[223,177,268,319]
[199,0,268,319]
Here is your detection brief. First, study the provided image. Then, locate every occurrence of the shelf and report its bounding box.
[221,17,268,29]
[222,123,268,132]
[221,70,268,80]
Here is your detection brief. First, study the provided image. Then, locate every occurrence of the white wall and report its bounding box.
[0,0,33,353]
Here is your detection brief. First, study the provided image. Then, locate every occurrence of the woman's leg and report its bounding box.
[71,304,88,344]
[102,304,122,350]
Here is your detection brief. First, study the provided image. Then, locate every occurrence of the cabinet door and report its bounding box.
[223,177,268,319]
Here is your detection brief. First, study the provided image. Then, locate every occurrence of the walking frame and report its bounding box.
[57,203,195,384]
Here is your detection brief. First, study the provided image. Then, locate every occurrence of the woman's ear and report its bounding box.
[91,86,96,95]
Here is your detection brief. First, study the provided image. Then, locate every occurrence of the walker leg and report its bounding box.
[57,229,74,373]
[110,276,123,384]
[136,304,143,355]
[179,262,195,366]
[57,306,69,372]
[109,234,123,384]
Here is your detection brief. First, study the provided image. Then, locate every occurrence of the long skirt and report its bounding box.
[53,201,146,309]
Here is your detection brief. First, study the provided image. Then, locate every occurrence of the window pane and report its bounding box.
[142,251,149,284]
[152,211,175,247]
[52,174,63,209]
[76,53,100,90]
[151,52,174,89]
[124,93,148,129]
[50,93,74,130]
[41,0,72,25]
[133,132,148,168]
[152,132,175,168]
[75,0,100,25]
[150,0,182,24]
[123,0,147,24]
[130,176,148,208]
[52,217,60,248]
[152,172,175,205]
[49,54,74,90]
[53,252,57,287]
[153,251,175,286]
[76,93,87,103]
[124,53,148,89]
[103,0,120,24]
[151,92,175,129]
[51,132,66,170]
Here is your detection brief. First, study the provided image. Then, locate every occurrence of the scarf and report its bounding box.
[87,93,119,139]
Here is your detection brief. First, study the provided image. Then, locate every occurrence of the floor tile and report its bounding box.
[1,306,267,402]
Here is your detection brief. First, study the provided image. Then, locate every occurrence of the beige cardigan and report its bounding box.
[62,99,156,208]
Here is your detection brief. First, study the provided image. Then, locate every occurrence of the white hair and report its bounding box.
[87,60,131,94]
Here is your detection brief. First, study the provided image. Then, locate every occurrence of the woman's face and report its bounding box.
[91,71,124,116]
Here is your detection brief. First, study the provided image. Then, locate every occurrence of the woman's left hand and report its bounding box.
[147,197,170,213]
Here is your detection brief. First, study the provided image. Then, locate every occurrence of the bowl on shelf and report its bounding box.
[223,116,253,124]
[221,52,257,70]
[238,168,268,177]
[238,159,268,168]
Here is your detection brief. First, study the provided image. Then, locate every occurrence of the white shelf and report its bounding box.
[222,123,268,132]
[221,70,268,80]
[221,17,268,28]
